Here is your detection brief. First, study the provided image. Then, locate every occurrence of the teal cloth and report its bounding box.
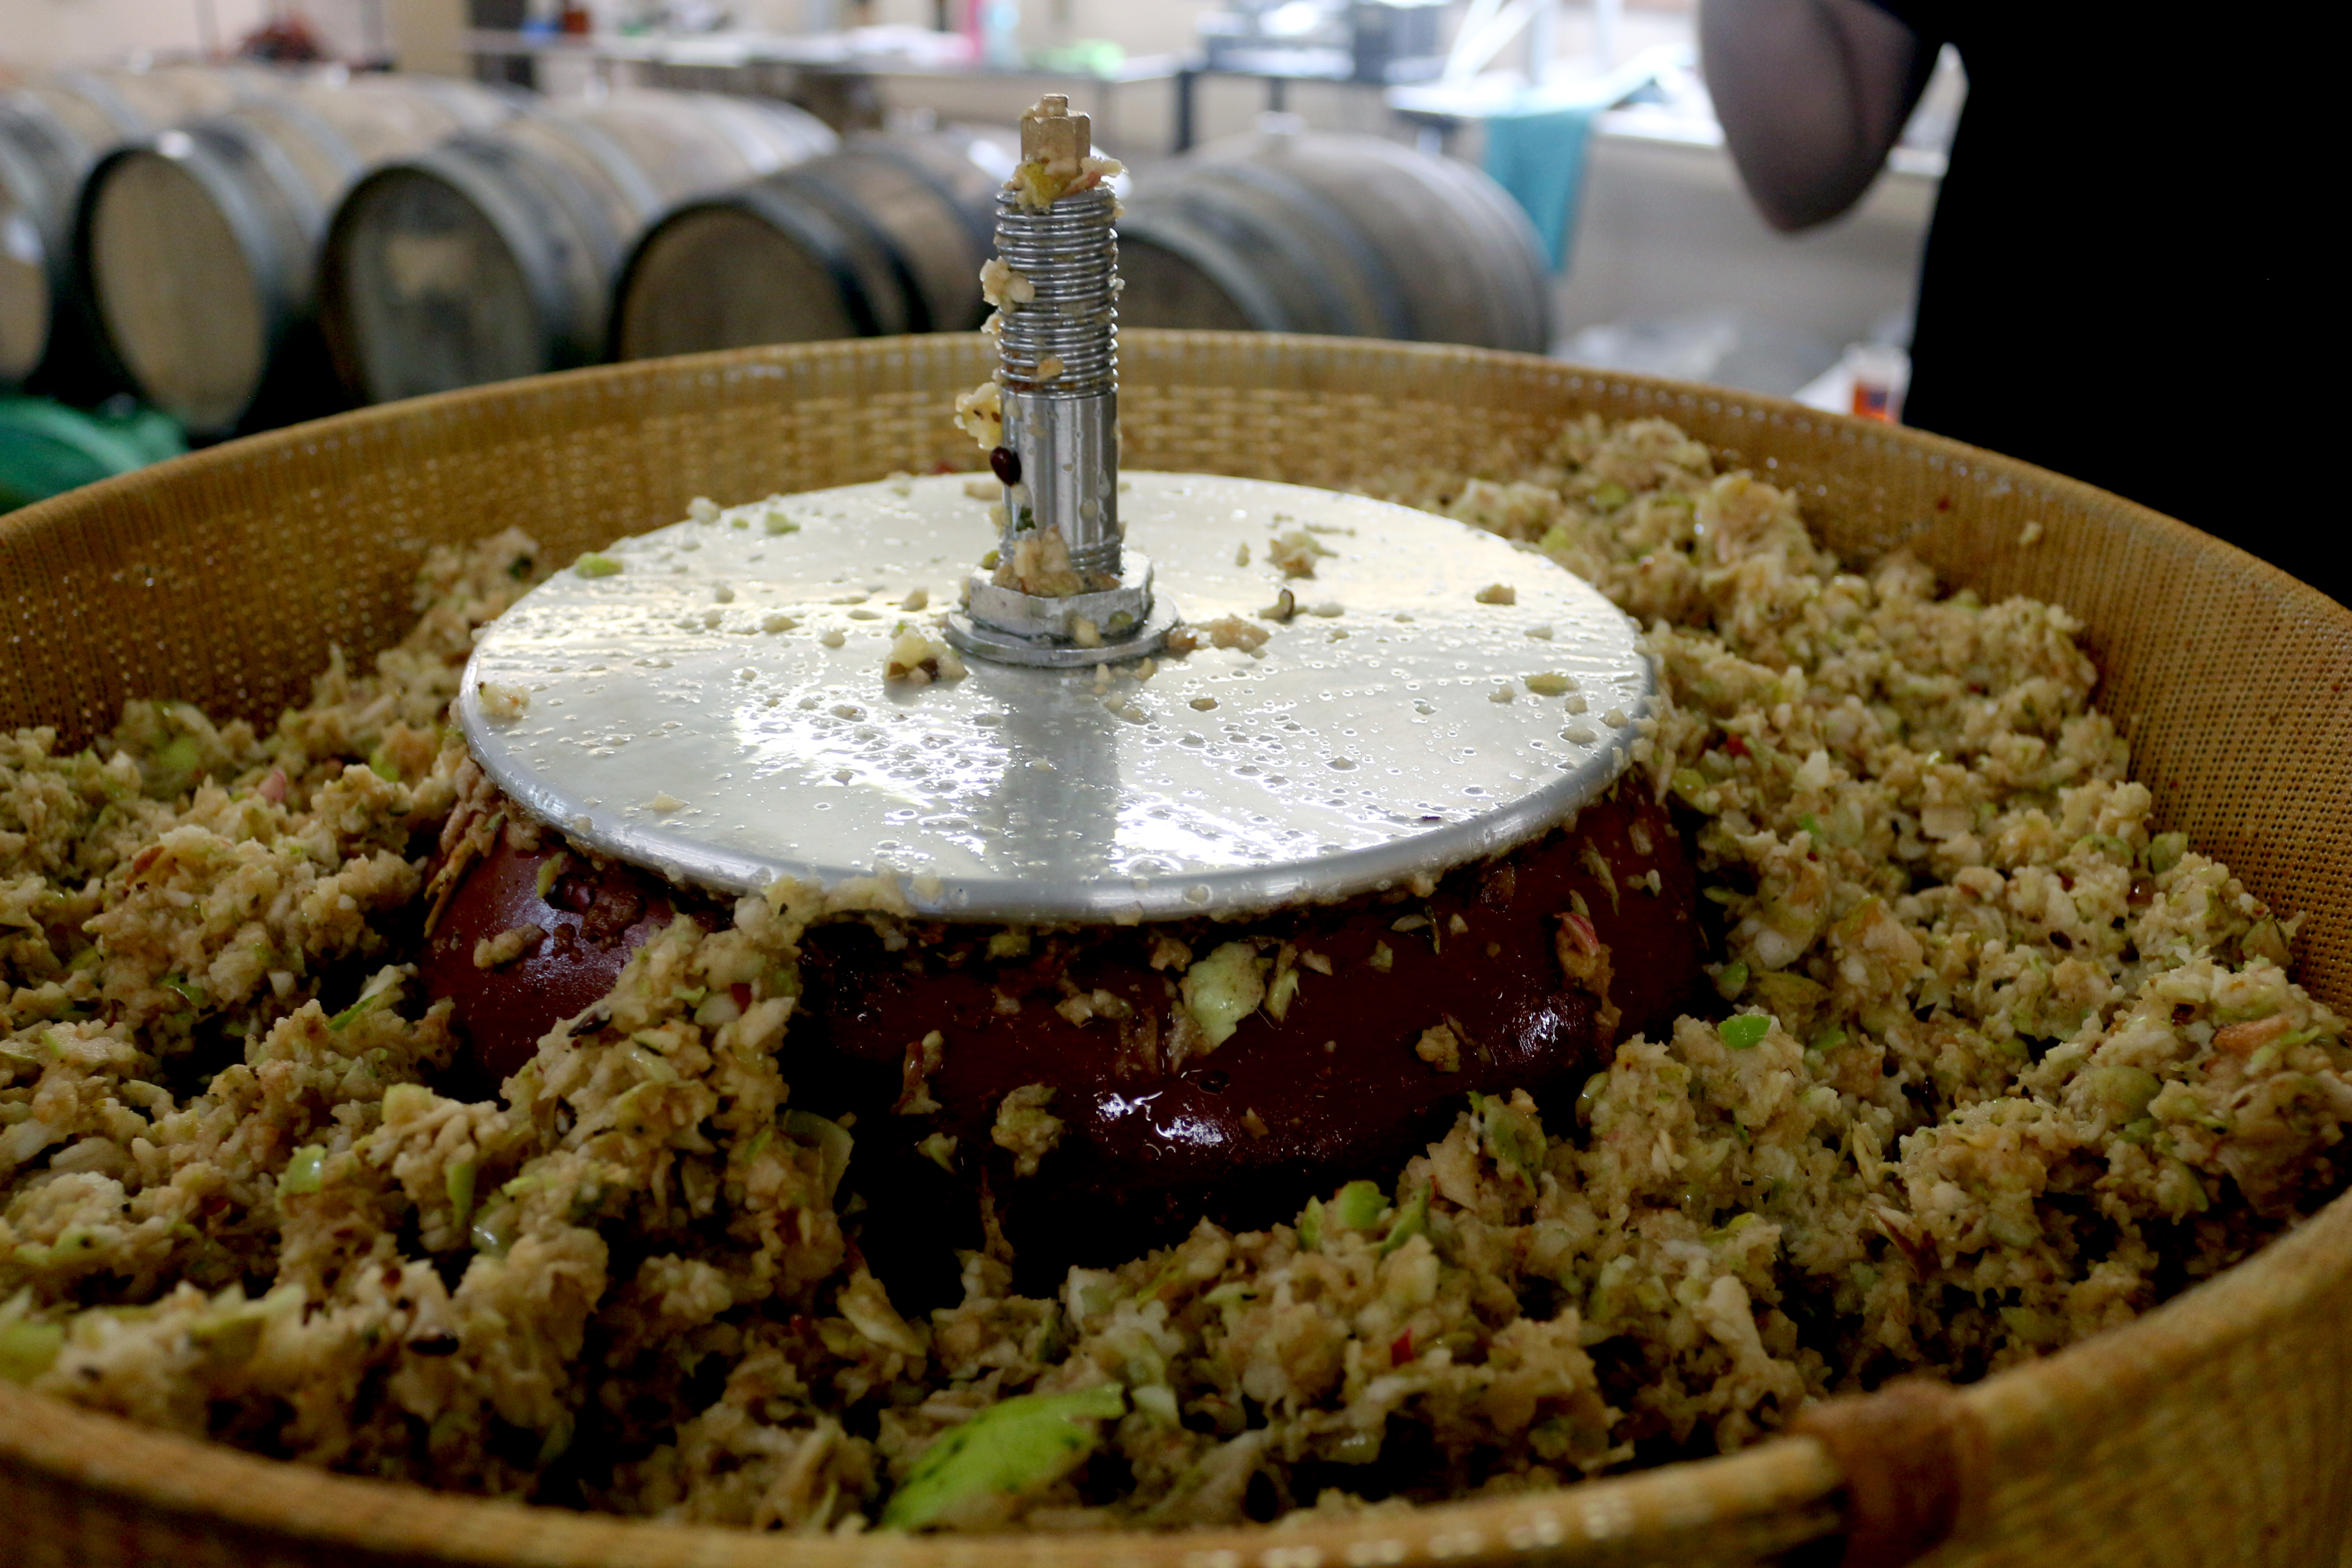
[0,397,184,512]
[1482,102,1598,274]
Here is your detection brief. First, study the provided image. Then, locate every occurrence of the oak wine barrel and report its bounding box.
[319,89,835,405]
[611,127,1008,360]
[0,62,279,399]
[1118,131,1553,354]
[78,73,520,436]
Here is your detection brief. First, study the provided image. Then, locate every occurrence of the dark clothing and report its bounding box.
[1864,2,2332,599]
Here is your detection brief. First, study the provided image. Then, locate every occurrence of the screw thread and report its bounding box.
[993,186,1118,394]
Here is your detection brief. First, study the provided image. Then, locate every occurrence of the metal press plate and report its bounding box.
[457,473,1654,922]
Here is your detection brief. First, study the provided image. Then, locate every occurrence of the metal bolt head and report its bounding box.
[1020,94,1089,182]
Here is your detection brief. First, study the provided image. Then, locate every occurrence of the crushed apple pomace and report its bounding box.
[3,421,2347,1534]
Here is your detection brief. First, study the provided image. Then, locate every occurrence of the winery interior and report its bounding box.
[7,0,2320,604]
[1,0,2346,1559]
[5,2,1948,478]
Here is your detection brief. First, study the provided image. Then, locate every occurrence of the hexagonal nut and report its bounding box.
[965,557,1154,645]
[1020,94,1090,177]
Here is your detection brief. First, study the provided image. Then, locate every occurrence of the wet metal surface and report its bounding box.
[458,472,1654,921]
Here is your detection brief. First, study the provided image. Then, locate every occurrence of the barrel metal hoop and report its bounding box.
[525,111,671,224]
[240,93,367,197]
[1111,206,1291,334]
[0,116,69,266]
[671,93,831,178]
[0,130,59,382]
[1188,159,1415,342]
[1387,138,1553,352]
[1143,183,1365,338]
[779,159,937,335]
[181,119,336,308]
[711,182,889,339]
[316,150,578,397]
[850,132,1000,262]
[456,132,635,284]
[380,137,616,372]
[402,74,534,121]
[47,71,146,141]
[0,102,91,214]
[0,128,49,240]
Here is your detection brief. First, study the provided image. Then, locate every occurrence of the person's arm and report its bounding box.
[1699,0,1936,231]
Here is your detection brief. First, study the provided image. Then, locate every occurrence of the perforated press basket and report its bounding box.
[3,333,2348,1568]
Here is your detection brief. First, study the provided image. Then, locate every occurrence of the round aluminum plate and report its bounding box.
[457,473,1655,922]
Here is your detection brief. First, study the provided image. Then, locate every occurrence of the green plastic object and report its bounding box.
[0,396,184,512]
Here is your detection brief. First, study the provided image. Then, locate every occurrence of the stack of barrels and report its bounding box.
[598,127,1551,363]
[1,62,279,401]
[13,62,1554,452]
[53,73,1009,430]
[608,125,1012,360]
[1114,130,1553,354]
[318,91,841,404]
[602,125,1551,362]
[79,72,524,435]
